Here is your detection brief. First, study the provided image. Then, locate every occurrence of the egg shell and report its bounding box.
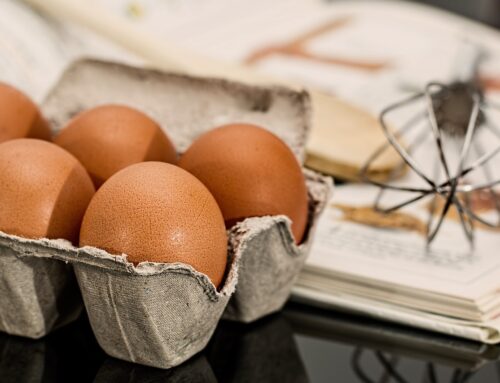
[79,162,228,287]
[0,83,51,143]
[0,139,95,244]
[54,104,177,187]
[179,123,309,243]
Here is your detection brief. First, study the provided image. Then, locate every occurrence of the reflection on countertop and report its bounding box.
[286,302,500,382]
[94,355,217,383]
[0,303,499,382]
[0,316,105,383]
[207,314,309,383]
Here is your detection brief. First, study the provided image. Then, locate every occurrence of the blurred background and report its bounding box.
[2,1,500,382]
[409,0,500,27]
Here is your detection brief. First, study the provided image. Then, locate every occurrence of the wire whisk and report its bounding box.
[360,62,500,249]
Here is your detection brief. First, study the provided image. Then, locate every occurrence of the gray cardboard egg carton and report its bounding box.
[0,232,238,368]
[0,237,81,339]
[0,59,332,368]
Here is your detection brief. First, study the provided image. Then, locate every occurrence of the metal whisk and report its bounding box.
[360,44,500,249]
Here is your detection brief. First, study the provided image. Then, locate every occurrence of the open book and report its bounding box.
[293,178,500,343]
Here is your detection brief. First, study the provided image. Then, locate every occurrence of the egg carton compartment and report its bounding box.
[223,169,332,322]
[69,244,239,369]
[0,233,82,339]
[0,232,238,368]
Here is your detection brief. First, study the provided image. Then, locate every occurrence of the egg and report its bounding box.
[54,104,177,188]
[0,139,95,243]
[0,83,51,143]
[179,123,309,244]
[79,162,228,287]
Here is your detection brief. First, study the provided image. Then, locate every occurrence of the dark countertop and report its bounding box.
[2,301,499,382]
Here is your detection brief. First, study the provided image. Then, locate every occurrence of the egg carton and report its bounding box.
[0,216,237,369]
[0,236,81,339]
[0,59,332,368]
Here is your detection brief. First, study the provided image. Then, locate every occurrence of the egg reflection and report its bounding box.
[207,314,309,383]
[93,355,217,383]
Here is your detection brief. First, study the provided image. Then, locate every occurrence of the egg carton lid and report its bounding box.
[43,58,312,162]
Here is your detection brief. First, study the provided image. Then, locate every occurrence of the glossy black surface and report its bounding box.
[1,302,500,382]
[288,303,500,382]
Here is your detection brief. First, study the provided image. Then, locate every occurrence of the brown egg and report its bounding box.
[179,123,309,244]
[54,104,177,188]
[79,162,228,287]
[0,139,95,243]
[0,83,51,143]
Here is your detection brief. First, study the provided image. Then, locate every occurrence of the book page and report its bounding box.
[94,0,500,113]
[0,0,138,100]
[307,182,500,302]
